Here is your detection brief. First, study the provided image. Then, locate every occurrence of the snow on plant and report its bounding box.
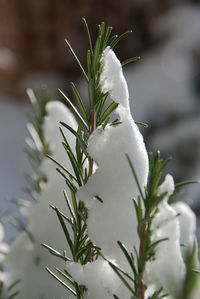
[0,220,19,299]
[0,222,8,295]
[40,19,200,299]
[3,19,200,299]
[4,91,77,299]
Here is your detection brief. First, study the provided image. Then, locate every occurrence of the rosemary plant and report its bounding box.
[109,152,171,299]
[41,18,200,299]
[42,19,142,298]
[108,153,200,299]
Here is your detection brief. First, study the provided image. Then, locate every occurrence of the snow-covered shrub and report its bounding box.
[3,20,200,299]
[42,20,200,299]
[4,91,77,298]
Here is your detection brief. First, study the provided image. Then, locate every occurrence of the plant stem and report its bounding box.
[89,109,96,175]
[139,224,146,299]
[80,109,96,299]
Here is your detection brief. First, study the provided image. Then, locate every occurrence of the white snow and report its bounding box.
[100,47,130,112]
[145,174,185,298]
[68,258,130,299]
[173,201,196,260]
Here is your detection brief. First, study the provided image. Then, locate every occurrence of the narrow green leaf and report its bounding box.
[50,204,73,227]
[126,154,145,201]
[62,143,83,187]
[122,56,140,67]
[94,195,104,203]
[107,35,118,47]
[110,30,133,49]
[99,102,118,124]
[71,82,89,124]
[135,121,148,128]
[58,89,88,130]
[109,262,135,295]
[47,154,77,182]
[46,267,77,296]
[55,267,74,285]
[102,115,110,130]
[60,121,77,137]
[76,243,96,260]
[102,254,135,283]
[65,39,88,82]
[147,238,168,255]
[60,122,89,158]
[103,26,113,49]
[93,32,101,74]
[176,180,200,188]
[41,243,71,262]
[117,241,137,276]
[54,206,74,254]
[82,18,93,55]
[55,167,78,193]
[71,191,78,216]
[87,49,92,78]
[63,190,76,221]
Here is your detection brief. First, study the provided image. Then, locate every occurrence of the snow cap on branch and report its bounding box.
[100,47,130,114]
[145,174,185,298]
[76,47,149,266]
[173,201,196,259]
[66,47,149,298]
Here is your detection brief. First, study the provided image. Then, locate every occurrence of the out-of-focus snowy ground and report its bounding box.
[0,3,200,241]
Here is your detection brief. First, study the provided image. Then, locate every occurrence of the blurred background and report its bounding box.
[0,0,200,239]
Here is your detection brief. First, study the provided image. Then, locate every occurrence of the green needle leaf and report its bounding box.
[65,39,89,82]
[175,180,200,188]
[54,206,74,254]
[126,154,145,201]
[110,30,133,49]
[99,102,118,125]
[46,267,77,296]
[58,89,88,130]
[71,82,89,124]
[135,121,148,128]
[47,154,77,182]
[41,243,71,262]
[82,17,93,55]
[121,56,140,67]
